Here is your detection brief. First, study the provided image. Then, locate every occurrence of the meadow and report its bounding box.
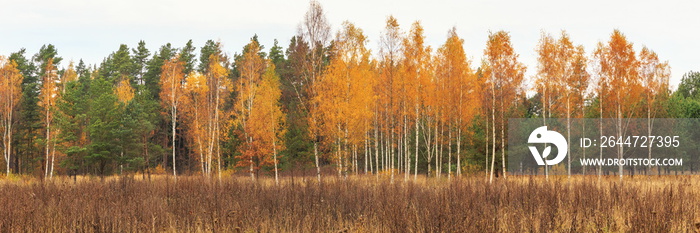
[0,174,699,232]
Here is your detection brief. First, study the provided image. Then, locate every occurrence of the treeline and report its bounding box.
[2,1,700,180]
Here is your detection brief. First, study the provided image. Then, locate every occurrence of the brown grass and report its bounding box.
[0,174,699,232]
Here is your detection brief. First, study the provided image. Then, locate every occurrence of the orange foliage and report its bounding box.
[0,57,24,175]
[435,28,478,176]
[483,31,526,180]
[436,27,478,127]
[248,62,285,170]
[232,45,285,179]
[376,15,403,146]
[159,55,186,176]
[639,46,670,117]
[594,30,641,119]
[39,58,59,123]
[314,21,375,174]
[115,78,135,103]
[60,61,78,93]
[160,56,186,112]
[536,31,589,119]
[183,71,209,173]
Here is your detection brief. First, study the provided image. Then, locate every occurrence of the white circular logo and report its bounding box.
[528,126,568,166]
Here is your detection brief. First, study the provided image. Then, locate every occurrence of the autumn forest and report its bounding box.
[3,1,700,184]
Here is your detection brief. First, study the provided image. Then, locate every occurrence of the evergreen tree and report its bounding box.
[56,76,89,176]
[112,44,134,82]
[180,40,197,75]
[269,39,285,66]
[132,40,150,84]
[198,40,221,73]
[34,44,63,75]
[128,87,162,177]
[9,49,39,173]
[144,43,176,100]
[86,77,123,175]
[76,59,90,80]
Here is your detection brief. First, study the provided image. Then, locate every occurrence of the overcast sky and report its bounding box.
[2,0,697,89]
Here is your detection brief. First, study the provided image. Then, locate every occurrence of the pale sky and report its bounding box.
[2,0,697,90]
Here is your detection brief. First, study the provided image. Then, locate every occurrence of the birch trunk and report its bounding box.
[375,118,379,176]
[314,142,321,182]
[501,95,506,179]
[489,81,496,184]
[171,105,177,178]
[457,127,461,177]
[599,97,603,179]
[543,85,548,179]
[273,137,279,185]
[404,115,410,181]
[44,110,51,179]
[50,139,56,178]
[448,124,452,179]
[3,110,12,176]
[364,136,368,174]
[567,98,571,178]
[414,108,419,180]
[485,112,489,181]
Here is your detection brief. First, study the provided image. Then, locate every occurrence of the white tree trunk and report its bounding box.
[647,101,653,174]
[567,98,571,178]
[501,97,506,179]
[489,81,496,184]
[172,106,177,178]
[457,127,461,177]
[215,83,221,180]
[364,137,368,174]
[485,112,489,181]
[3,108,13,176]
[404,115,410,181]
[375,119,379,177]
[314,142,321,182]
[44,110,51,179]
[448,124,452,180]
[543,84,548,179]
[50,139,56,178]
[273,137,279,185]
[414,109,419,180]
[599,97,603,179]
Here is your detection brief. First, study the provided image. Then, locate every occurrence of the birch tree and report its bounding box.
[184,72,209,176]
[297,0,332,181]
[484,31,526,183]
[315,21,375,178]
[251,62,285,185]
[377,15,403,180]
[638,46,670,174]
[435,28,477,178]
[187,40,225,178]
[39,58,59,179]
[160,55,186,178]
[535,31,589,177]
[401,21,432,180]
[0,57,24,176]
[205,53,232,180]
[593,30,642,179]
[234,39,266,181]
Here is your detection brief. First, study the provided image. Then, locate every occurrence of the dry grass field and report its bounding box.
[0,174,699,232]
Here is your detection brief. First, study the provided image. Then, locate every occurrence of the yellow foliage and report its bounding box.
[233,40,285,173]
[152,164,167,175]
[115,78,134,103]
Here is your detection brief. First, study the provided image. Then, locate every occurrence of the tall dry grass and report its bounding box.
[0,175,699,232]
